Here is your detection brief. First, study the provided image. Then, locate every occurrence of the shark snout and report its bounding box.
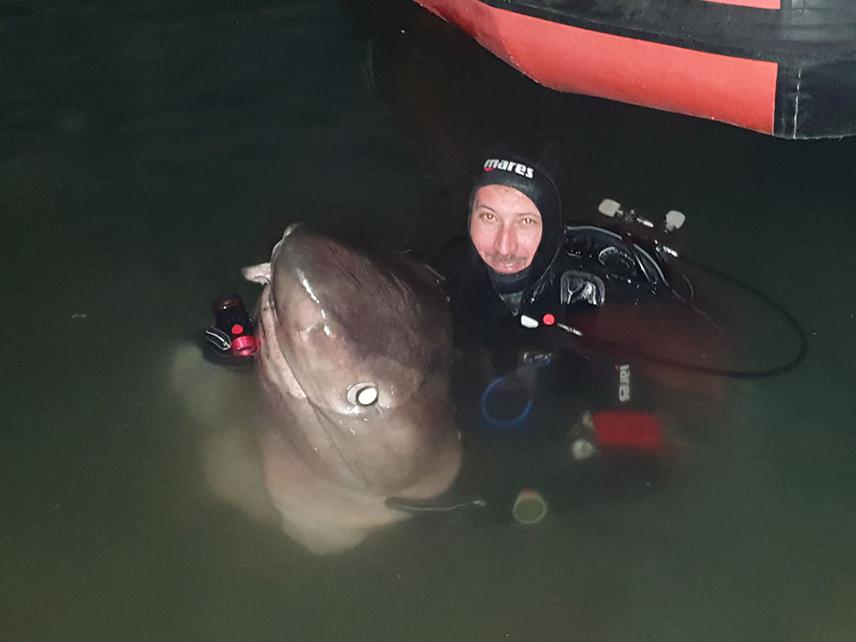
[283,221,303,237]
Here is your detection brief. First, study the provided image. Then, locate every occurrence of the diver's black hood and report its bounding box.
[468,138,564,299]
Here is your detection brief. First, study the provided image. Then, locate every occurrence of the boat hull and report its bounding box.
[414,0,856,139]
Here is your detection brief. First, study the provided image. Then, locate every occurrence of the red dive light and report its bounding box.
[212,294,258,357]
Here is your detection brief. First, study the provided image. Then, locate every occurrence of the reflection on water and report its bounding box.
[4,0,856,640]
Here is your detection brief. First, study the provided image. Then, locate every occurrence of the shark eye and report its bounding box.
[347,383,379,407]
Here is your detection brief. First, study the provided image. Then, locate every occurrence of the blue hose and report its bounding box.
[479,374,534,429]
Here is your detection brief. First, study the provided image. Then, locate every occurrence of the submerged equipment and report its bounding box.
[202,293,258,366]
[479,350,554,429]
[523,198,808,379]
[480,373,535,429]
[511,488,549,525]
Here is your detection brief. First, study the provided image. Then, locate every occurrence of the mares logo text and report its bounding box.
[618,364,631,403]
[483,158,534,179]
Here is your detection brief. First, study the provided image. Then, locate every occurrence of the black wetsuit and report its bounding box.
[431,223,692,508]
[432,138,705,511]
[438,222,689,410]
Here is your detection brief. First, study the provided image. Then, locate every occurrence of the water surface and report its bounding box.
[4,1,856,640]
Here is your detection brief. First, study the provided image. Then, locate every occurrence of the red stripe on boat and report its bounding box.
[702,0,780,9]
[416,0,778,134]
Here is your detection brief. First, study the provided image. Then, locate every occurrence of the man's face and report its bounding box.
[469,184,543,275]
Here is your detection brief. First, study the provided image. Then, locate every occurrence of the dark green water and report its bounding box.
[3,1,856,640]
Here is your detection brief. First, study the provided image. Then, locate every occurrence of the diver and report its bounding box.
[431,137,692,495]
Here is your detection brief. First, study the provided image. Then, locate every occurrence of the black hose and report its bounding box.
[555,254,808,379]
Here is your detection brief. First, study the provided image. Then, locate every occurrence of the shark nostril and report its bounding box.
[347,383,379,407]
